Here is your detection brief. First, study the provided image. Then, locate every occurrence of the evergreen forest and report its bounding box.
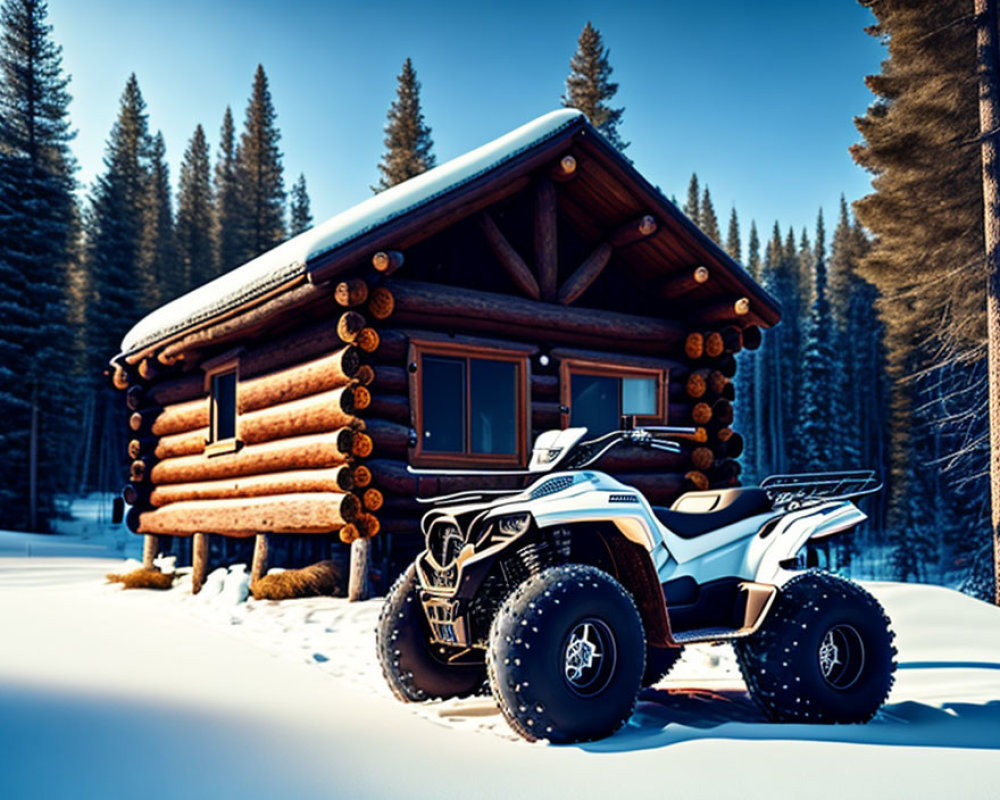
[0,1,994,599]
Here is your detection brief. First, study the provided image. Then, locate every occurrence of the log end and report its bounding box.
[353,384,372,411]
[685,470,710,491]
[639,215,657,236]
[704,332,725,359]
[111,363,130,391]
[339,524,360,544]
[369,286,395,320]
[356,513,380,539]
[355,364,375,386]
[356,328,380,354]
[691,446,715,471]
[742,325,763,350]
[692,402,713,425]
[734,297,750,316]
[363,488,384,512]
[684,332,704,360]
[685,373,707,399]
[352,432,374,458]
[352,464,372,488]
[335,278,369,307]
[341,493,362,522]
[694,265,710,284]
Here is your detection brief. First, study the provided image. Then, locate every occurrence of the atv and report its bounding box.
[376,426,896,743]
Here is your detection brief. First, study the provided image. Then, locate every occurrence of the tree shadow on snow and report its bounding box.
[578,668,1000,753]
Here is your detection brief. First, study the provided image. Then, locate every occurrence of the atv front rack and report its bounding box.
[760,470,881,510]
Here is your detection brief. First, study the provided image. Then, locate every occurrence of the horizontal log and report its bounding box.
[661,266,710,298]
[714,431,744,459]
[367,458,526,497]
[369,286,395,320]
[140,347,362,436]
[684,332,704,360]
[152,428,207,460]
[130,492,359,537]
[688,297,750,326]
[704,331,724,359]
[352,464,372,488]
[364,418,412,458]
[373,365,407,393]
[154,281,327,364]
[550,154,577,182]
[588,442,697,473]
[531,373,559,399]
[126,385,144,411]
[548,347,687,376]
[721,326,743,354]
[150,430,356,485]
[387,280,686,353]
[374,516,421,534]
[356,328,379,353]
[335,278,369,307]
[709,459,741,484]
[742,325,763,350]
[711,398,734,427]
[378,495,424,517]
[372,250,404,275]
[355,513,380,539]
[238,347,361,412]
[149,467,355,507]
[111,363,130,391]
[531,401,562,431]
[337,311,367,342]
[368,393,411,425]
[239,385,367,446]
[375,329,408,361]
[362,488,384,512]
[609,214,657,247]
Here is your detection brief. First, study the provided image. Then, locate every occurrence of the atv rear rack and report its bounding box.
[760,470,881,510]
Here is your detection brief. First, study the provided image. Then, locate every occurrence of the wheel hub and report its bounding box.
[818,623,866,690]
[563,618,617,697]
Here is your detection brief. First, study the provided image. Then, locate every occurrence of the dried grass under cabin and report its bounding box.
[106,567,176,590]
[251,560,345,601]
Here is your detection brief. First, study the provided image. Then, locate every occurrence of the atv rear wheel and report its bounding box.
[487,564,645,743]
[376,564,486,702]
[734,571,896,723]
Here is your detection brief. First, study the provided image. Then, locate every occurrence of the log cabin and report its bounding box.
[110,109,781,599]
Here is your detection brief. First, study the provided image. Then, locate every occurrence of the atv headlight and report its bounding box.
[496,513,531,536]
[537,448,562,464]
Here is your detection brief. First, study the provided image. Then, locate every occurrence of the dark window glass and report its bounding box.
[212,371,237,441]
[470,359,516,454]
[570,373,620,436]
[421,356,466,452]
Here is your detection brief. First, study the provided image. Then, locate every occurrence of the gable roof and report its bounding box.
[118,109,779,359]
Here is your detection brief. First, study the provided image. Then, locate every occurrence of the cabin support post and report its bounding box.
[348,538,369,601]
[251,533,269,587]
[192,532,208,594]
[142,534,159,569]
[535,178,558,301]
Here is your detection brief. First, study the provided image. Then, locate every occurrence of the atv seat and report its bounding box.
[652,488,773,539]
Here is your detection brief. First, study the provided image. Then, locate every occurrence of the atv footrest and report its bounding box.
[672,627,745,644]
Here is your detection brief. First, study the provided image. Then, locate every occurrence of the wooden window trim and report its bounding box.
[204,353,242,457]
[559,357,670,430]
[408,338,530,468]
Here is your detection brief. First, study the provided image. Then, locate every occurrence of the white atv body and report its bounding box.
[377,427,896,743]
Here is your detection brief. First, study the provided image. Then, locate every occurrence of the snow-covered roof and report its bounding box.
[118,109,586,356]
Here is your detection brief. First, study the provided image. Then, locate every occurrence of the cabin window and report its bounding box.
[203,352,242,456]
[410,340,529,467]
[560,359,668,436]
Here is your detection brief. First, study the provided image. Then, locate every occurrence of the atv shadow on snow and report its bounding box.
[577,665,1000,753]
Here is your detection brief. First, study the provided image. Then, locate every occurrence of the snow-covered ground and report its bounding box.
[0,526,998,798]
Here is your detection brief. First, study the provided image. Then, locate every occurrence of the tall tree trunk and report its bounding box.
[976,0,1000,604]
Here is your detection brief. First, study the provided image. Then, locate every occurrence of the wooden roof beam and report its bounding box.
[477,212,541,300]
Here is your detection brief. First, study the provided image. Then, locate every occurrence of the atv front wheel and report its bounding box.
[734,571,896,723]
[487,564,645,743]
[376,564,486,702]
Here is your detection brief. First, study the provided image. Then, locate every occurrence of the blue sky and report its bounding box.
[47,0,882,254]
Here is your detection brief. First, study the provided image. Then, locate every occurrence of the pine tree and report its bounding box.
[747,221,761,280]
[852,0,986,589]
[0,0,77,527]
[234,65,285,261]
[562,21,627,152]
[214,106,241,273]
[176,123,216,288]
[288,172,312,236]
[699,186,720,243]
[84,73,151,379]
[139,130,177,306]
[726,208,741,263]
[683,173,699,224]
[799,228,836,469]
[737,220,764,483]
[373,58,435,192]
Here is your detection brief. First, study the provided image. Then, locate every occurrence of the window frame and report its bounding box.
[409,338,530,468]
[202,349,243,457]
[559,356,670,432]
